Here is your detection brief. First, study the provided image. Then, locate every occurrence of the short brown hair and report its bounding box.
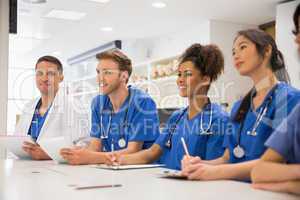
[179,43,224,82]
[35,55,63,73]
[96,49,132,80]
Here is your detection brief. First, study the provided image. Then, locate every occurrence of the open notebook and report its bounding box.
[94,164,165,170]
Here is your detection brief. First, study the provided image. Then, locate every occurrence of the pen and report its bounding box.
[75,184,122,190]
[111,141,114,152]
[111,138,114,152]
[180,137,190,156]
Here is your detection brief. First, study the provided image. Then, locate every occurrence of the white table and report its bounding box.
[0,159,298,200]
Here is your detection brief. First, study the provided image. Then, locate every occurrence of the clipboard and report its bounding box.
[94,164,165,170]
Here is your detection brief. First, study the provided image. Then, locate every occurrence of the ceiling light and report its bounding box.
[23,0,46,4]
[88,0,110,3]
[101,27,113,32]
[152,2,166,8]
[44,9,86,21]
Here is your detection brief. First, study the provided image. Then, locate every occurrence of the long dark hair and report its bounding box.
[233,29,289,122]
[293,3,300,36]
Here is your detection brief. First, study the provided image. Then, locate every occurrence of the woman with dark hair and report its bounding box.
[108,43,229,170]
[251,3,300,195]
[293,3,300,53]
[181,29,300,181]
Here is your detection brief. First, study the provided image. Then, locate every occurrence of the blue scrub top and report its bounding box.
[155,103,229,170]
[90,86,160,151]
[28,99,51,142]
[224,82,300,163]
[265,103,300,163]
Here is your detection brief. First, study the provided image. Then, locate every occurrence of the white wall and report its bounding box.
[0,0,9,158]
[149,21,211,60]
[209,20,256,109]
[276,0,300,89]
[123,20,255,110]
[122,20,210,62]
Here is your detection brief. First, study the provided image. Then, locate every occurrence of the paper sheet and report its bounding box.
[39,136,72,164]
[94,164,165,170]
[0,135,34,159]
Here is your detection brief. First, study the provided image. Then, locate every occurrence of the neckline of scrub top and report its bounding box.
[34,98,52,117]
[250,82,280,113]
[185,98,211,121]
[107,86,132,115]
[29,98,52,141]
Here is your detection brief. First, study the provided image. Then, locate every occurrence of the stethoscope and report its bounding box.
[233,91,274,159]
[165,103,213,148]
[100,90,131,149]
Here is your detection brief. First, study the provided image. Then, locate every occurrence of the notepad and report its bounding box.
[39,136,73,164]
[94,164,165,170]
[0,135,34,159]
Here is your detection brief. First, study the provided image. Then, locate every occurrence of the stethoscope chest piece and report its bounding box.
[118,138,126,148]
[233,145,245,158]
[200,130,213,135]
[246,130,257,136]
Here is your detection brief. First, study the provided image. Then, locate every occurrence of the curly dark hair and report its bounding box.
[179,43,224,82]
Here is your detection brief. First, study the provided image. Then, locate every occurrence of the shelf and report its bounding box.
[68,75,97,83]
[133,61,149,69]
[148,55,180,65]
[66,54,181,108]
[151,75,177,83]
[70,90,98,97]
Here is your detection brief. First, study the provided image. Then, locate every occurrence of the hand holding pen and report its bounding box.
[180,137,202,175]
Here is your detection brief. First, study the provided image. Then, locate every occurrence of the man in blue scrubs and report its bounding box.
[61,49,160,165]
